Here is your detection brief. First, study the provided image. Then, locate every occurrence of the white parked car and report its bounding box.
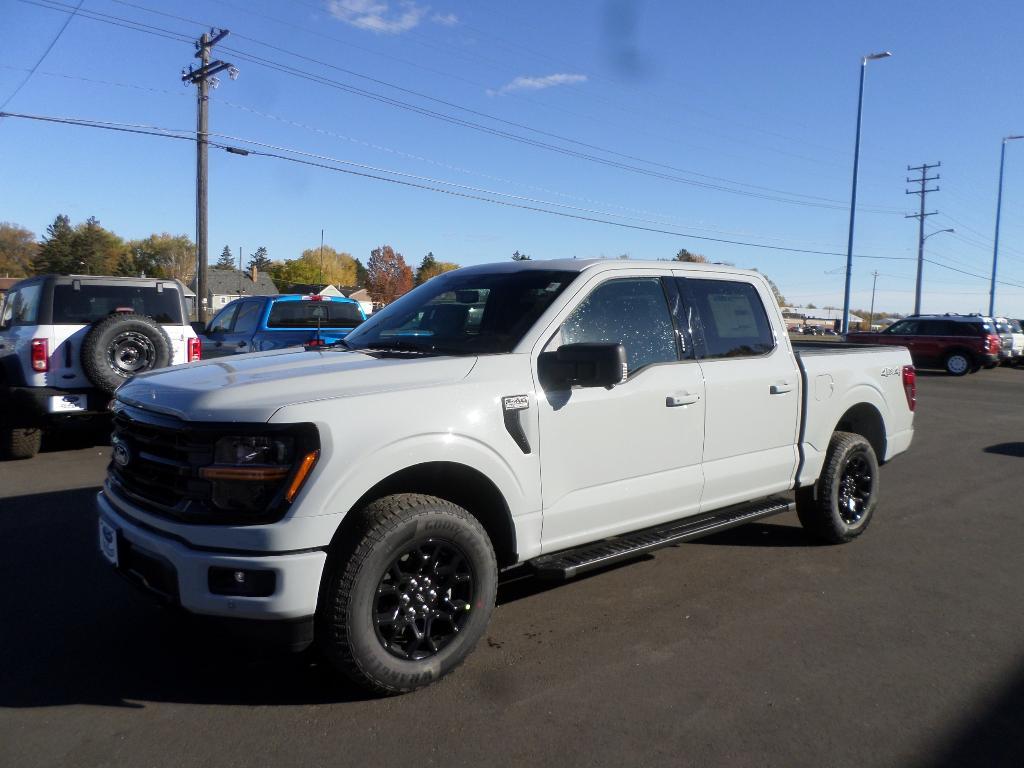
[995,317,1024,362]
[0,275,200,458]
[96,260,915,694]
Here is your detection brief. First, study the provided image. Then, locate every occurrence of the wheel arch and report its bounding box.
[834,402,886,462]
[328,461,519,570]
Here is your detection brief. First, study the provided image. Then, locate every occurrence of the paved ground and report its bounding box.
[1,369,1022,768]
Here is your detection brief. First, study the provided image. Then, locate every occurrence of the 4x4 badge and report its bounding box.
[502,394,530,411]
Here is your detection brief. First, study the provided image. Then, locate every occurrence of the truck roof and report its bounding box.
[457,258,759,277]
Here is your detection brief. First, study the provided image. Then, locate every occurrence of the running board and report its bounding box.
[529,496,795,580]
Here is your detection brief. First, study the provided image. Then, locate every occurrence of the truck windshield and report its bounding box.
[267,300,363,328]
[52,284,183,324]
[344,269,577,355]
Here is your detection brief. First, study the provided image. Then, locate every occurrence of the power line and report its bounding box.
[22,0,905,215]
[0,0,83,111]
[0,109,920,261]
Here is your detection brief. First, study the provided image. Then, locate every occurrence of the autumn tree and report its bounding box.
[121,233,196,282]
[415,252,459,285]
[747,268,787,307]
[366,245,413,307]
[248,246,272,272]
[674,248,707,263]
[0,222,37,277]
[270,246,357,288]
[511,250,531,261]
[214,245,235,270]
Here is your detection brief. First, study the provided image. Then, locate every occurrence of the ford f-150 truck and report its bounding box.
[96,260,915,694]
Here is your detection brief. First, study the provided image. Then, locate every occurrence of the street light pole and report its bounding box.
[842,51,892,334]
[989,135,1024,317]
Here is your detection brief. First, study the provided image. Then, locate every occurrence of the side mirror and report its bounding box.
[191,321,207,336]
[538,342,627,390]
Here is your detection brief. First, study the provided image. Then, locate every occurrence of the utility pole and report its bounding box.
[182,29,236,323]
[906,162,940,315]
[868,270,879,329]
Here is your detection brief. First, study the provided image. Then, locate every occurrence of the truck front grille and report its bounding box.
[109,406,213,517]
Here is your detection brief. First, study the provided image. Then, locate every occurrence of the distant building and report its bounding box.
[0,277,21,299]
[194,268,278,315]
[338,287,374,316]
[781,306,865,331]
[276,283,344,298]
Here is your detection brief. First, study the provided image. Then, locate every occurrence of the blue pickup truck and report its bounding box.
[198,294,366,359]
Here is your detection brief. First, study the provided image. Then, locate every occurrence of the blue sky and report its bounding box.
[2,0,1023,316]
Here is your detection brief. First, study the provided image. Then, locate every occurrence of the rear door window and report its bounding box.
[266,300,364,328]
[232,300,263,335]
[52,284,183,324]
[679,278,775,359]
[0,283,42,328]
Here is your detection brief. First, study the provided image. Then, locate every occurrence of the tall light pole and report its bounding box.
[989,135,1024,317]
[842,51,892,334]
[914,228,954,314]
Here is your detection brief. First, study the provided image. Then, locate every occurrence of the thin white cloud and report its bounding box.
[327,0,427,34]
[487,73,588,96]
[432,12,459,26]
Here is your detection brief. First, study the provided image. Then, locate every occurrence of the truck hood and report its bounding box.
[115,348,478,422]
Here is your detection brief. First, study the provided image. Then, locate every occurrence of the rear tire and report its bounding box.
[944,351,971,376]
[0,427,42,460]
[318,494,498,695]
[796,431,879,544]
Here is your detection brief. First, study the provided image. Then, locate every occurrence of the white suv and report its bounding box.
[0,274,200,459]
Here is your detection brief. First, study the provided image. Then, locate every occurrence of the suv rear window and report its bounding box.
[266,300,363,328]
[52,284,183,324]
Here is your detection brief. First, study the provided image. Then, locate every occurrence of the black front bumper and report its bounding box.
[1,385,110,426]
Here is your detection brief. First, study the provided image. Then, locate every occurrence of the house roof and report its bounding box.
[277,283,342,296]
[197,269,278,296]
[781,306,864,323]
[337,286,372,301]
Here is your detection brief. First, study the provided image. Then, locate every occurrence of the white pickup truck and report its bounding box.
[96,260,915,694]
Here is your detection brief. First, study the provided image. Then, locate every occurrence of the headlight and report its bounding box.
[197,430,319,517]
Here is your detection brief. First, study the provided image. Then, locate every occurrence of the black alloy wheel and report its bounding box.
[837,453,873,525]
[373,538,475,660]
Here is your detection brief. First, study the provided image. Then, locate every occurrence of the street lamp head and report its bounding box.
[1005,135,1024,142]
[864,51,893,61]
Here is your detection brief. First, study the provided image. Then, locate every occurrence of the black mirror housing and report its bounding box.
[538,342,627,390]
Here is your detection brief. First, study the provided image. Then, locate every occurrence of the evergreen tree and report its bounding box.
[34,214,75,273]
[214,245,235,270]
[353,257,368,286]
[511,250,531,261]
[248,246,272,272]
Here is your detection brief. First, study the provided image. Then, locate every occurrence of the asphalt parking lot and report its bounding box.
[1,369,1022,768]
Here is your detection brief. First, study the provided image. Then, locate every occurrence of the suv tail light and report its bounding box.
[188,336,201,362]
[984,334,1001,352]
[31,338,49,372]
[902,365,916,412]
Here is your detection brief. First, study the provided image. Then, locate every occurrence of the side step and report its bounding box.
[529,496,795,580]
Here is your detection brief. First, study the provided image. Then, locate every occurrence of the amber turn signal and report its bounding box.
[285,450,320,502]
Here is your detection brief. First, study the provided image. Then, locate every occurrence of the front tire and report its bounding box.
[318,494,498,695]
[944,351,971,376]
[0,427,42,460]
[796,431,879,544]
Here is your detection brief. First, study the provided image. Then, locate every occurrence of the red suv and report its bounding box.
[849,315,1001,376]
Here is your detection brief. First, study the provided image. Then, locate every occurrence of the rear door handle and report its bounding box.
[666,392,701,407]
[770,382,793,395]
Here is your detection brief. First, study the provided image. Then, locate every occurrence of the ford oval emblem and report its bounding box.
[112,439,131,468]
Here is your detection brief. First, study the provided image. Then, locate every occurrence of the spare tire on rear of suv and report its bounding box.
[81,313,173,393]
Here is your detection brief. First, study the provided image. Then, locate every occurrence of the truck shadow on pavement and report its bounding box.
[983,442,1024,458]
[0,487,372,708]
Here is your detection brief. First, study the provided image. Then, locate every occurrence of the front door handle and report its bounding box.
[770,382,794,395]
[237,341,247,348]
[666,392,701,407]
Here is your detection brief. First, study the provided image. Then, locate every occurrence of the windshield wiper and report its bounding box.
[360,340,468,356]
